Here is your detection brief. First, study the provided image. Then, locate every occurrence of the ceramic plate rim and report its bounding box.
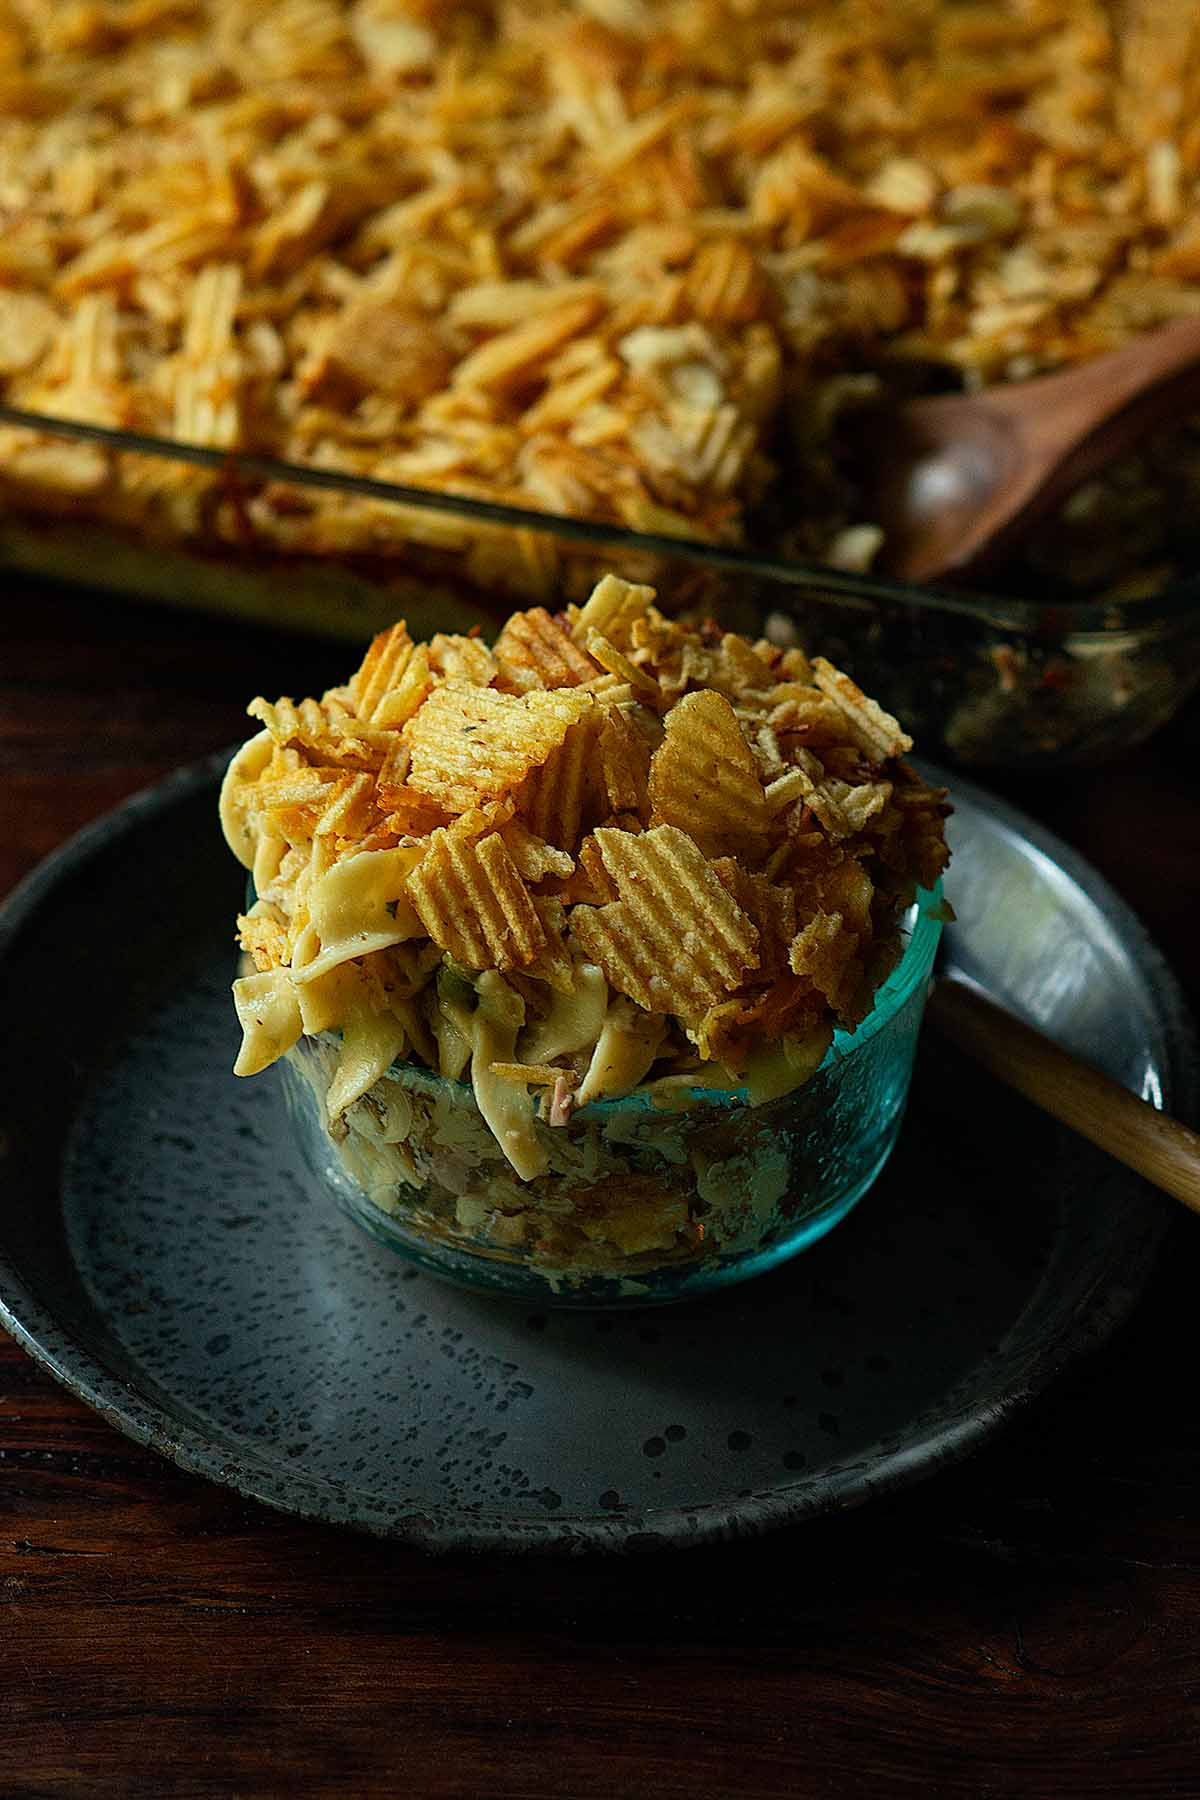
[0,753,1193,1553]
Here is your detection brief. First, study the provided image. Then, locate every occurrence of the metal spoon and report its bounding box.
[868,317,1200,584]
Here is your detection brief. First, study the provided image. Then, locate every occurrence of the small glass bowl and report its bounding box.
[278,888,943,1306]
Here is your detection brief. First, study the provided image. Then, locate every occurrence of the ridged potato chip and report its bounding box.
[493,607,598,693]
[350,622,414,721]
[730,972,829,1042]
[311,772,379,868]
[553,834,619,906]
[710,859,796,980]
[570,574,656,649]
[791,843,875,939]
[374,742,454,838]
[523,895,577,993]
[405,826,545,972]
[451,294,601,391]
[500,818,575,881]
[812,657,913,762]
[429,633,497,686]
[405,682,593,812]
[585,629,662,703]
[762,748,893,841]
[372,645,433,730]
[788,908,863,1019]
[255,765,355,845]
[570,824,759,1026]
[513,706,598,852]
[597,706,652,818]
[246,694,392,771]
[648,689,770,861]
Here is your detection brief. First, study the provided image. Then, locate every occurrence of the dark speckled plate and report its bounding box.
[0,757,1193,1551]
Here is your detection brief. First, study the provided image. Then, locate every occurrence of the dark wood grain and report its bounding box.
[2,579,1199,1799]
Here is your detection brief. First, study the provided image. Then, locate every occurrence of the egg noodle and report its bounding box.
[221,574,950,1179]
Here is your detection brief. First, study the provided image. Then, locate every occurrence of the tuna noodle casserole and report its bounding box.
[221,576,949,1286]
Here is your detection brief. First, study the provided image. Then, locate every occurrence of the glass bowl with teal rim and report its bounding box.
[275,884,944,1307]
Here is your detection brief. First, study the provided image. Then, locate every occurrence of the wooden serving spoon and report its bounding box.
[928,974,1200,1213]
[869,317,1200,584]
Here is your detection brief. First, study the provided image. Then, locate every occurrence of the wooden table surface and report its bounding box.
[2,581,1199,1799]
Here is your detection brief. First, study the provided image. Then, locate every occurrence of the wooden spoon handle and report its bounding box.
[927,975,1200,1214]
[984,315,1200,444]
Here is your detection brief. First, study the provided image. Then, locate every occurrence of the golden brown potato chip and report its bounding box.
[236,901,291,973]
[404,683,593,813]
[714,632,777,701]
[246,694,392,771]
[554,834,619,906]
[762,748,893,841]
[730,972,829,1042]
[683,237,770,325]
[405,827,545,972]
[513,705,598,851]
[648,689,770,861]
[597,705,652,818]
[812,855,874,938]
[452,295,602,391]
[349,622,415,721]
[429,633,497,686]
[585,629,662,704]
[812,657,913,762]
[627,608,689,688]
[570,824,759,1026]
[379,791,455,838]
[815,775,893,839]
[523,894,577,993]
[310,772,380,872]
[570,574,657,649]
[710,859,797,981]
[500,819,575,881]
[788,908,863,1020]
[749,719,785,781]
[767,691,852,749]
[254,765,351,844]
[583,676,637,707]
[373,645,433,730]
[763,766,811,816]
[374,736,411,801]
[493,607,598,693]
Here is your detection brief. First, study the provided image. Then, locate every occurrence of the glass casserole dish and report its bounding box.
[3,0,1200,765]
[3,404,1198,768]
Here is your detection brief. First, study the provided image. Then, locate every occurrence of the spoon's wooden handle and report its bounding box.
[927,974,1200,1213]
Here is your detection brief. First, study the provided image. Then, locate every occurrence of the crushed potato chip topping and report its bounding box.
[1,1,1196,595]
[222,573,950,1173]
